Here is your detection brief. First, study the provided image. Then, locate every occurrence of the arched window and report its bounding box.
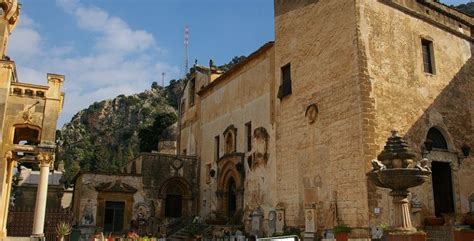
[225,132,235,154]
[223,125,237,154]
[427,128,448,150]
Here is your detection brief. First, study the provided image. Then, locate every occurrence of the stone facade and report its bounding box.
[0,0,65,238]
[180,0,473,239]
[72,153,198,236]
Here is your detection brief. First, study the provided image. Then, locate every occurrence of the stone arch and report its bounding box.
[12,123,41,145]
[425,126,454,151]
[217,156,244,219]
[158,177,193,218]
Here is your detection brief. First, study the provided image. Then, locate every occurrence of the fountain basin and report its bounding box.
[367,168,431,190]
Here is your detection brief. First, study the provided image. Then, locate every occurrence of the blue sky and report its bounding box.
[9,0,470,127]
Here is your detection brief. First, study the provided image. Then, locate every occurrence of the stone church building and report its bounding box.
[179,0,474,239]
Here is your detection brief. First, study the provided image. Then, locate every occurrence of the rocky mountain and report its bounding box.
[455,2,474,16]
[57,80,183,185]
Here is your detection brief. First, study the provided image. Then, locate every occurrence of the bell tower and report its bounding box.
[0,0,20,58]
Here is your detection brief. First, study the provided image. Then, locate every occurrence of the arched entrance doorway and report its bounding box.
[159,177,192,218]
[216,154,244,220]
[426,128,455,217]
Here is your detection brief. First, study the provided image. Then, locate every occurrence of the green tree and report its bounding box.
[138,112,177,152]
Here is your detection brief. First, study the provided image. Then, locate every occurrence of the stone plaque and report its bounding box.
[268,210,276,236]
[251,209,263,237]
[304,204,317,241]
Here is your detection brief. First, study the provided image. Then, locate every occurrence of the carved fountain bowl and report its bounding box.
[368,168,431,190]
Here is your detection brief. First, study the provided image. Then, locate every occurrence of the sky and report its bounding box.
[8,0,471,127]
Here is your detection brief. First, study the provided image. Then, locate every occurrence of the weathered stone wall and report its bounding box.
[72,173,144,229]
[198,46,276,230]
[358,0,473,228]
[274,0,369,233]
[180,69,208,156]
[120,153,199,219]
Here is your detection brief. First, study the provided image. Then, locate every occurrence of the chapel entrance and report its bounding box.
[426,128,455,217]
[432,161,455,217]
[159,177,192,218]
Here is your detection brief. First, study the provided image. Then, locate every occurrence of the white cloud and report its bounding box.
[8,15,42,58]
[61,2,156,54]
[8,1,179,127]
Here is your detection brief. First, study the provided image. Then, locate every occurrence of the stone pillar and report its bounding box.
[0,151,14,239]
[390,190,415,232]
[31,153,53,238]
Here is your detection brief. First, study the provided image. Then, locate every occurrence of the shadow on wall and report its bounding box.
[403,55,474,154]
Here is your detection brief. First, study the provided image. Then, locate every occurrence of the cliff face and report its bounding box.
[58,81,183,185]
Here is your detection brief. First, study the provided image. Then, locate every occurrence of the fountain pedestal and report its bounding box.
[391,190,415,232]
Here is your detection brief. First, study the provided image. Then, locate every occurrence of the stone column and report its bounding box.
[31,153,53,238]
[390,190,415,232]
[0,151,14,239]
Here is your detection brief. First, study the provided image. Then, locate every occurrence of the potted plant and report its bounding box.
[56,222,72,241]
[333,225,352,241]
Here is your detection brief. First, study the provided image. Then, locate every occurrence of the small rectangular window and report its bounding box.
[245,122,252,152]
[421,39,435,74]
[277,63,292,99]
[215,136,220,161]
[104,201,125,233]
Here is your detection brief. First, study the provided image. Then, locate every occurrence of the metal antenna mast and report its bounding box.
[161,72,165,87]
[184,25,189,77]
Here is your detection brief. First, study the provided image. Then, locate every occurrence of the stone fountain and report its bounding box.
[367,130,431,236]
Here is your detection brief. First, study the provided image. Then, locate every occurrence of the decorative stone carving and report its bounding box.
[80,199,95,226]
[251,127,269,170]
[36,153,53,167]
[305,104,319,124]
[95,180,138,193]
[22,109,33,123]
[0,0,20,31]
[134,202,151,226]
[170,158,184,176]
